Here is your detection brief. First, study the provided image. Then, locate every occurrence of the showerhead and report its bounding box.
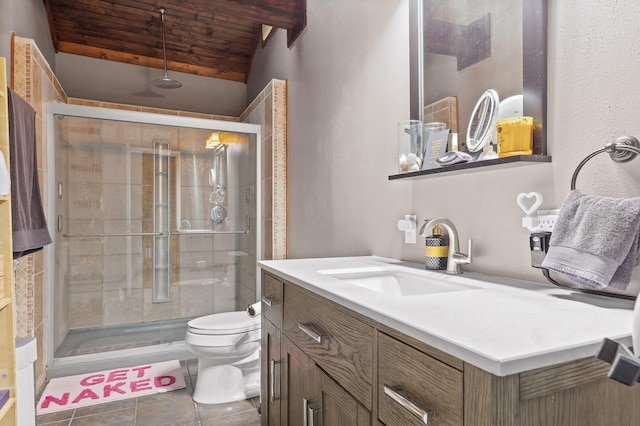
[152,7,182,89]
[152,75,182,89]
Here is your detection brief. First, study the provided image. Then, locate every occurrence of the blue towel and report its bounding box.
[541,190,640,290]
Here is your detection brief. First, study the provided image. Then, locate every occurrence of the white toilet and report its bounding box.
[185,311,261,404]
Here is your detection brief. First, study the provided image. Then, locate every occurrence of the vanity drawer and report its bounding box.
[262,272,283,329]
[378,332,463,426]
[283,284,374,409]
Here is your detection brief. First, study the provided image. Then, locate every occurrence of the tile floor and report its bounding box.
[36,360,261,426]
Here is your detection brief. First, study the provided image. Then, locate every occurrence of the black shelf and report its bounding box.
[388,155,552,180]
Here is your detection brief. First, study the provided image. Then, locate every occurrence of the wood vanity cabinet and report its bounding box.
[261,270,640,426]
[261,273,283,426]
[282,336,370,426]
[378,332,463,426]
[261,271,372,426]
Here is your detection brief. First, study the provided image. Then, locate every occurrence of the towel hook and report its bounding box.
[571,136,640,190]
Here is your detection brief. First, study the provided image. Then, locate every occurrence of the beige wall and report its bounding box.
[248,0,640,294]
[0,0,54,79]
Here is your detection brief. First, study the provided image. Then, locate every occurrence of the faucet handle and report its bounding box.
[453,239,472,266]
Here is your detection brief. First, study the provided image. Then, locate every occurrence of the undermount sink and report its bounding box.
[319,267,482,296]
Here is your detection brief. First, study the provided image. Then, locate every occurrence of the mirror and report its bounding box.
[467,89,499,153]
[409,0,547,155]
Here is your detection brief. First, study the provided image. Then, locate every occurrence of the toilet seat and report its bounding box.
[188,311,260,336]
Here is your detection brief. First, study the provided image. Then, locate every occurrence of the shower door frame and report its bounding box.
[45,102,262,376]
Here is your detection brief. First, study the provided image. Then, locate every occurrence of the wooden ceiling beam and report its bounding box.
[287,0,306,47]
[57,41,247,82]
[43,0,59,52]
[209,0,302,29]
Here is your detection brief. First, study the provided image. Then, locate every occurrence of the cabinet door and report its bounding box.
[282,337,371,426]
[315,367,371,426]
[284,283,374,408]
[261,318,281,426]
[282,337,318,426]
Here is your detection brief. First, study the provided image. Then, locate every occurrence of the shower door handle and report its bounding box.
[63,232,162,238]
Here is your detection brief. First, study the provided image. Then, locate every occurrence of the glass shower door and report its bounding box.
[55,117,181,357]
[52,112,259,363]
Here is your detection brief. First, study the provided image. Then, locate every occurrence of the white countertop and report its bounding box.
[258,256,635,376]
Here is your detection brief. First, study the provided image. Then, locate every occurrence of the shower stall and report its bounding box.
[45,103,261,377]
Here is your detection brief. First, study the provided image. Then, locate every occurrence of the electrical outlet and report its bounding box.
[405,215,417,243]
[535,209,560,232]
[397,215,417,244]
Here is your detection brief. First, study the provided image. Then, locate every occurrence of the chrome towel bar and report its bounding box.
[571,136,640,191]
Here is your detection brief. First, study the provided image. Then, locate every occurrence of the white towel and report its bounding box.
[541,190,640,290]
[0,151,9,196]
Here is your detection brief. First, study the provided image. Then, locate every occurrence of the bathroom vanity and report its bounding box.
[259,256,640,426]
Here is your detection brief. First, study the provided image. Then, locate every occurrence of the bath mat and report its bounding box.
[37,360,186,415]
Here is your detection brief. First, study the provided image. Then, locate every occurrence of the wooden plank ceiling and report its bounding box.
[44,0,306,82]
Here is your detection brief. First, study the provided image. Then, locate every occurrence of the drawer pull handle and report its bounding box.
[302,397,320,426]
[261,296,276,306]
[298,323,327,344]
[302,398,313,426]
[308,404,319,426]
[384,385,435,425]
[270,359,280,402]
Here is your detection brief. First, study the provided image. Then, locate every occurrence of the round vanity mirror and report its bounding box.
[466,89,500,153]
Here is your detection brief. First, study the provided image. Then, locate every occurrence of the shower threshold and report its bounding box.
[49,317,195,378]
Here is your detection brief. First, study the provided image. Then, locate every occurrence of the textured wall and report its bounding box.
[248,0,640,295]
[250,0,414,261]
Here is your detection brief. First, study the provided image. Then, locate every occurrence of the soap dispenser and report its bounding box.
[424,224,448,270]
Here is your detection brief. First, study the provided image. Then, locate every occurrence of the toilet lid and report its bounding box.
[187,311,260,335]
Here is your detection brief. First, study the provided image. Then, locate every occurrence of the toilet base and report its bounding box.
[192,359,260,404]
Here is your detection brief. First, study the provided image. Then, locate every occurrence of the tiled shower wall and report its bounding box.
[240,79,288,262]
[13,34,287,394]
[12,36,67,392]
[56,120,252,337]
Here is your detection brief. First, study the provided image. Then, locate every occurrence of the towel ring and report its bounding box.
[571,136,640,190]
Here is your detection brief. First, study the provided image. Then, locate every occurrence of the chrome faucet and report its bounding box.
[419,217,472,274]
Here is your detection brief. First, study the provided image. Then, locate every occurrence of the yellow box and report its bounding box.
[0,254,3,276]
[0,276,4,299]
[496,116,533,158]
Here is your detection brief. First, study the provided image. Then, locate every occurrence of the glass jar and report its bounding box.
[397,120,423,173]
